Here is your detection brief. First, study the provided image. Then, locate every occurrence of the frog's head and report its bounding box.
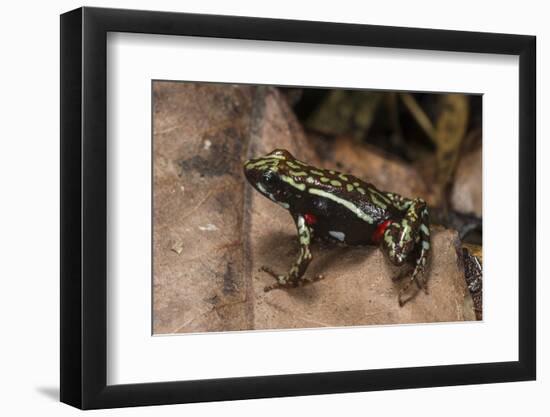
[243,149,299,209]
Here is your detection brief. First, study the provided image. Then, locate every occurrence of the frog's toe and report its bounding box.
[260,265,281,279]
[264,279,294,292]
[294,274,325,288]
[264,283,279,292]
[312,274,325,282]
[416,277,428,294]
[260,266,292,291]
[396,273,423,307]
[411,266,428,293]
[398,286,418,307]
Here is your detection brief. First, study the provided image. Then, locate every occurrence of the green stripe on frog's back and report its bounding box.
[245,155,285,170]
[280,174,306,191]
[370,188,391,204]
[308,188,374,223]
[285,160,303,170]
[369,193,387,209]
[266,154,287,160]
[288,170,309,177]
[245,159,271,169]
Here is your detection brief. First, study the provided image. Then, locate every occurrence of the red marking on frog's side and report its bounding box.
[304,213,317,226]
[372,219,392,243]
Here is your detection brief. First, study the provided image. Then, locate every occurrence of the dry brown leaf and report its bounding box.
[153,82,472,334]
[451,145,482,217]
[433,94,470,188]
[305,90,383,139]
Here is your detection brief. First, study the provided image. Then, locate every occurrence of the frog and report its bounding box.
[243,149,431,306]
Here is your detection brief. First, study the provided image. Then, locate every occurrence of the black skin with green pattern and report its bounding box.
[244,149,431,306]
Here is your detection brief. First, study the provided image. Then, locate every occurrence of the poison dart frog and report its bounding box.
[243,149,431,306]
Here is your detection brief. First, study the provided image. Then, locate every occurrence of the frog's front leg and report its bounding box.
[380,197,431,306]
[262,214,322,292]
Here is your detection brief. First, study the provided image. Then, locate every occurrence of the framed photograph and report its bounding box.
[60,6,536,409]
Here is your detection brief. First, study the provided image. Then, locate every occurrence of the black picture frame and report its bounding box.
[60,6,536,410]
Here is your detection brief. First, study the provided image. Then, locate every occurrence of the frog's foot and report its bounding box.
[398,287,419,306]
[260,266,289,292]
[417,277,429,293]
[301,273,325,286]
[412,264,429,294]
[260,266,302,292]
[264,281,290,292]
[260,266,324,292]
[398,278,421,306]
[392,266,414,282]
[397,267,428,307]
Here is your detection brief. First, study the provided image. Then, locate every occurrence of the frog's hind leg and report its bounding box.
[381,196,430,306]
[261,214,323,292]
[398,201,431,306]
[411,202,431,289]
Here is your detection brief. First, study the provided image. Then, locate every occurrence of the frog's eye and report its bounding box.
[263,171,276,184]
